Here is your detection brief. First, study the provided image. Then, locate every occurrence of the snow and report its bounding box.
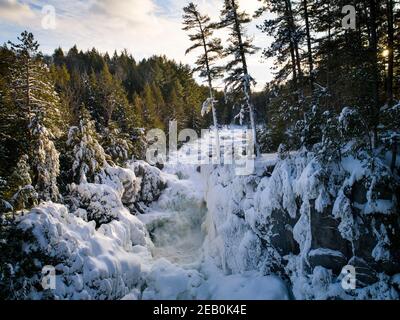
[12,126,398,300]
[309,248,345,259]
[19,202,145,300]
[138,128,289,300]
[372,223,391,262]
[293,202,311,255]
[13,127,291,300]
[199,262,289,300]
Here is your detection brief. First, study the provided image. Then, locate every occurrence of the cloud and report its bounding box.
[90,0,158,26]
[0,0,35,23]
[0,0,272,90]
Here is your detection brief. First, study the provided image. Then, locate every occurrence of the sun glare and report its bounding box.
[382,49,390,58]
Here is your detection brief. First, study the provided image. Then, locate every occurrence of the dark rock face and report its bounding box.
[255,167,399,287]
[351,180,368,205]
[308,251,348,275]
[268,209,299,256]
[307,201,353,275]
[347,256,378,288]
[352,214,400,275]
[309,203,352,265]
[206,154,400,298]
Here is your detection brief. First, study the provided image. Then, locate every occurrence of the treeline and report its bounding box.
[49,46,210,132]
[0,32,213,212]
[256,0,399,156]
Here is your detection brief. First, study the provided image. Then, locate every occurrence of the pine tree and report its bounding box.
[8,155,32,196]
[385,0,395,106]
[183,85,206,134]
[257,0,303,86]
[183,2,223,154]
[170,80,187,128]
[8,32,63,136]
[132,93,144,128]
[50,63,73,135]
[8,32,61,202]
[102,123,132,166]
[0,46,22,177]
[67,106,107,184]
[142,83,163,130]
[151,83,167,127]
[217,0,259,154]
[30,119,60,201]
[301,0,314,90]
[7,155,37,212]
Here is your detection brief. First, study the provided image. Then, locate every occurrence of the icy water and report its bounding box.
[149,210,206,265]
[141,127,247,265]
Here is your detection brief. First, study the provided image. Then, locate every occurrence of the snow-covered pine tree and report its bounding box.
[67,106,107,184]
[95,64,117,128]
[8,32,61,202]
[7,155,37,212]
[183,2,224,157]
[0,47,22,177]
[102,123,132,166]
[217,0,259,155]
[257,0,307,147]
[30,118,61,202]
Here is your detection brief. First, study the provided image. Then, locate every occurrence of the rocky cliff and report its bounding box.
[202,151,400,299]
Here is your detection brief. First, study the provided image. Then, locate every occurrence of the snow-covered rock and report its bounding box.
[19,202,146,300]
[203,149,400,299]
[10,160,169,300]
[129,161,167,205]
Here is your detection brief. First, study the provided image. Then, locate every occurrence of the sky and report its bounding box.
[0,0,274,91]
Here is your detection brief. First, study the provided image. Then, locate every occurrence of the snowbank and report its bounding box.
[19,202,146,300]
[14,160,166,300]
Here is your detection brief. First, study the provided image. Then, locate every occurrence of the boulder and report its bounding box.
[131,161,167,204]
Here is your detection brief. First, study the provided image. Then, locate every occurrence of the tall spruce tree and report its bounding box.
[217,0,259,155]
[142,83,163,130]
[257,0,304,87]
[183,2,223,155]
[8,32,61,202]
[67,106,107,184]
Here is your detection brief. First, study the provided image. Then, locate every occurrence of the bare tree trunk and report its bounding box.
[290,42,298,84]
[326,1,331,110]
[196,12,221,160]
[284,0,298,87]
[368,0,380,148]
[26,59,31,121]
[386,0,394,105]
[231,0,259,156]
[286,0,302,81]
[303,0,314,91]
